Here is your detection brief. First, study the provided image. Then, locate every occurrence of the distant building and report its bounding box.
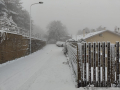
[77,30,120,44]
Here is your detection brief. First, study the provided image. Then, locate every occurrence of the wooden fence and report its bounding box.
[67,42,120,87]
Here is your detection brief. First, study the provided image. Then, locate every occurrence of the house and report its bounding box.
[76,30,120,44]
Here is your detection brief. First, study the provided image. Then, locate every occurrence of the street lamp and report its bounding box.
[30,2,43,54]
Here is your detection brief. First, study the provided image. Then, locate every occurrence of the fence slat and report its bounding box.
[111,44,115,86]
[77,44,80,87]
[88,43,91,86]
[116,42,119,86]
[84,43,87,86]
[93,42,96,86]
[107,42,111,87]
[102,42,106,87]
[98,42,101,87]
[78,43,83,87]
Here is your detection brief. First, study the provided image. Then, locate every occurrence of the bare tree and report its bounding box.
[96,26,104,31]
[114,26,118,33]
[90,29,96,32]
[83,27,90,34]
[77,30,82,35]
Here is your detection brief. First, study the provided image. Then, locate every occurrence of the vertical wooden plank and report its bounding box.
[78,43,83,87]
[91,44,93,85]
[102,42,106,87]
[113,45,116,86]
[98,42,101,87]
[96,44,98,87]
[82,44,85,87]
[116,42,119,86]
[111,44,115,86]
[88,43,91,86]
[107,42,111,87]
[84,43,87,86]
[86,45,89,86]
[77,44,80,87]
[82,44,84,87]
[93,42,96,86]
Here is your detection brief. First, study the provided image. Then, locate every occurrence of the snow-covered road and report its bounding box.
[0,44,120,90]
[0,44,76,90]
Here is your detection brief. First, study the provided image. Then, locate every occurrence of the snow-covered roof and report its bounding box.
[77,30,106,40]
[73,30,120,41]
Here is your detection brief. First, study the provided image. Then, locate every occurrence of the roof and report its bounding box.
[74,30,120,41]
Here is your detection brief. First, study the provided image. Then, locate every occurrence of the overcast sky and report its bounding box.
[21,0,120,34]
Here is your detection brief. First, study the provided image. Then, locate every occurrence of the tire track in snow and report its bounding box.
[0,45,55,90]
[17,54,54,90]
[0,52,48,86]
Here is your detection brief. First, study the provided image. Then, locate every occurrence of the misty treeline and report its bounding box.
[77,25,120,35]
[77,26,105,35]
[114,26,120,33]
[0,0,43,38]
[0,0,29,30]
[45,20,68,42]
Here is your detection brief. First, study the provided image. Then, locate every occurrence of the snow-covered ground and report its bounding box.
[0,44,120,90]
[0,44,76,90]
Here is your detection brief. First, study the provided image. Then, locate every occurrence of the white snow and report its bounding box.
[0,0,5,6]
[0,44,77,90]
[0,44,120,90]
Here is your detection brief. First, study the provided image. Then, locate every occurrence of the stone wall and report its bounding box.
[0,32,46,64]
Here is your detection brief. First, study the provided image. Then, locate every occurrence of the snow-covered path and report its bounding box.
[0,44,119,90]
[0,44,76,90]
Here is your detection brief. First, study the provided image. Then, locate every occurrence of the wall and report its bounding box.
[0,32,46,64]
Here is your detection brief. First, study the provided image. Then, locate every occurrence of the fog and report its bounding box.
[21,0,120,34]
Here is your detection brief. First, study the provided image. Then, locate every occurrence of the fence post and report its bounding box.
[96,44,98,87]
[98,42,101,87]
[77,44,80,87]
[88,43,91,86]
[116,42,119,86]
[107,42,111,87]
[111,44,115,86]
[102,42,106,87]
[93,42,96,86]
[84,43,87,86]
[78,43,83,87]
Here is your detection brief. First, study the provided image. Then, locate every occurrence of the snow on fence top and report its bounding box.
[0,29,43,44]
